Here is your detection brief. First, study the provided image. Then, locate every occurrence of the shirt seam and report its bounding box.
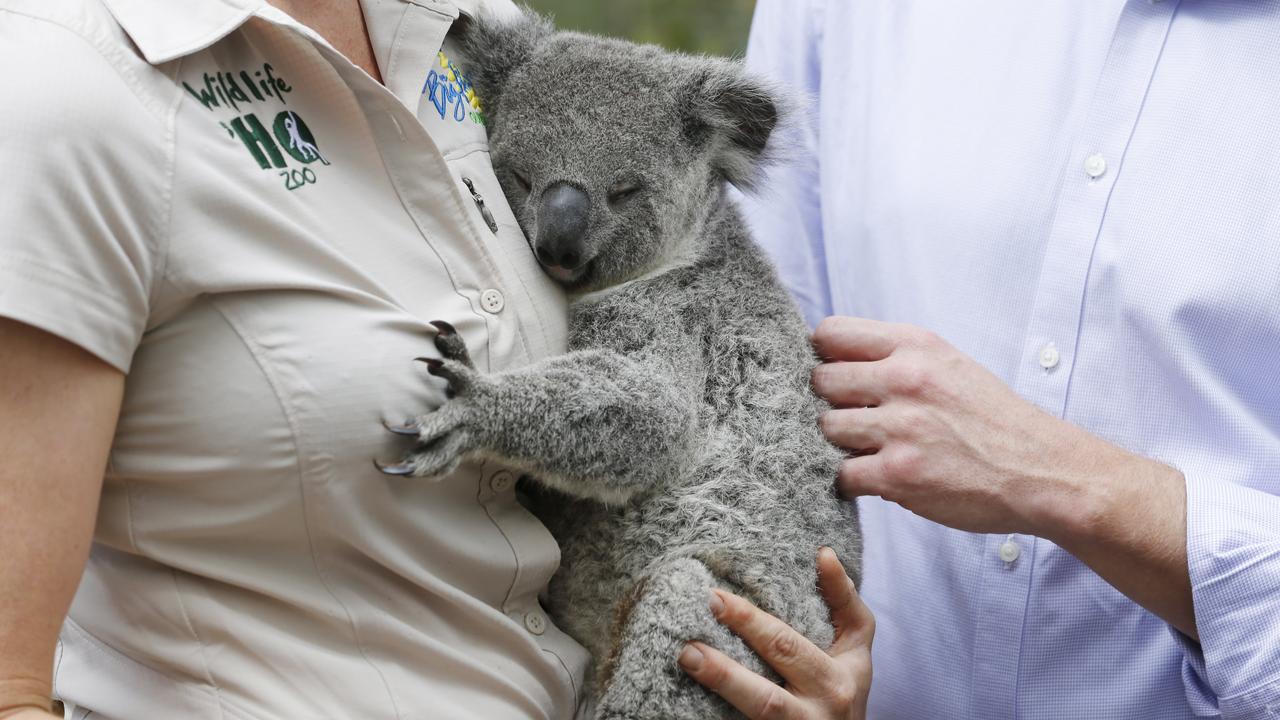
[205,299,405,720]
[0,7,174,328]
[0,255,135,312]
[0,6,173,123]
[147,53,183,321]
[809,0,827,48]
[1011,538,1039,719]
[541,647,580,709]
[1059,2,1180,417]
[1220,674,1280,714]
[166,569,228,720]
[478,483,525,610]
[1223,671,1280,702]
[58,617,220,710]
[0,256,140,372]
[964,540,993,717]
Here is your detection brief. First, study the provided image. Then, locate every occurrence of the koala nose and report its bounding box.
[536,183,591,269]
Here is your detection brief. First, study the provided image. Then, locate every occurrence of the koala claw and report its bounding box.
[382,419,420,436]
[410,405,467,446]
[418,356,477,398]
[373,459,417,476]
[428,319,457,336]
[399,431,470,479]
[429,319,475,369]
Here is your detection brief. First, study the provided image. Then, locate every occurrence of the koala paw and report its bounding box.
[375,320,484,480]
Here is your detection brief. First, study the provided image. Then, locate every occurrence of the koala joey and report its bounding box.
[380,10,862,719]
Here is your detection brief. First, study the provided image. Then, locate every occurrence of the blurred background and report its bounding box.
[523,0,758,56]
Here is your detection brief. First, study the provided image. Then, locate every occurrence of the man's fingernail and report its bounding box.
[679,644,704,671]
[709,590,726,617]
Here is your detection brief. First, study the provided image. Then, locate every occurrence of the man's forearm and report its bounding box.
[810,317,1199,638]
[1026,439,1197,639]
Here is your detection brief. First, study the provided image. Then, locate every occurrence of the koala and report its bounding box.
[380,10,862,719]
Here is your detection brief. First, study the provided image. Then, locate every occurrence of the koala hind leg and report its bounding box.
[593,558,767,720]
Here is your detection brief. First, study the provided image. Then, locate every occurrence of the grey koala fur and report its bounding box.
[387,9,862,718]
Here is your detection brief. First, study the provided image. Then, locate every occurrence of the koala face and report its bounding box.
[458,14,779,292]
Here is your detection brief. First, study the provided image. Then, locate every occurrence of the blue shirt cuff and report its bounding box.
[1172,473,1280,718]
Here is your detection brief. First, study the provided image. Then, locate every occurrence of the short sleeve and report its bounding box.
[734,0,831,328]
[0,10,167,373]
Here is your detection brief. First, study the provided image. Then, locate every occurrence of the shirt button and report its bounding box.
[490,470,515,493]
[1084,153,1107,179]
[480,289,505,314]
[999,539,1021,564]
[524,609,547,635]
[1038,344,1060,369]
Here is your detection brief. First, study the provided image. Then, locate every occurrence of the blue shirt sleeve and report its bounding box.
[1171,475,1280,718]
[735,0,832,328]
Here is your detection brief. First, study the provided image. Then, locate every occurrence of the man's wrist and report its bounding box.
[1020,433,1197,635]
[1018,427,1153,547]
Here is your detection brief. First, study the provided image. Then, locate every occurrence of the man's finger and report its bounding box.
[679,641,806,720]
[816,547,875,654]
[811,361,884,407]
[837,455,889,498]
[820,408,885,452]
[709,589,841,698]
[812,316,901,362]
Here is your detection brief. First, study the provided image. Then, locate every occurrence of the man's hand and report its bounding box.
[812,315,1119,535]
[679,548,873,719]
[810,316,1195,637]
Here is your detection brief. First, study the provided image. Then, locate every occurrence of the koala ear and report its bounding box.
[453,7,553,116]
[684,64,782,190]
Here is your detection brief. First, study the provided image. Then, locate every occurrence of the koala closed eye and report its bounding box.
[607,181,643,208]
[512,170,533,194]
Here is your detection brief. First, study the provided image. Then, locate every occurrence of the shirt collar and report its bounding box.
[99,0,484,66]
[100,0,266,65]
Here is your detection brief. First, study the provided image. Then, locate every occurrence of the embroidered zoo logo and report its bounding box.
[183,63,329,192]
[423,51,484,125]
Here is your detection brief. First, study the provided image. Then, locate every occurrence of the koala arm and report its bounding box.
[480,347,699,503]
[388,323,701,505]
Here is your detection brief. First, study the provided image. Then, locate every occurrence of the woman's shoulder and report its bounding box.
[0,0,180,129]
[0,1,179,374]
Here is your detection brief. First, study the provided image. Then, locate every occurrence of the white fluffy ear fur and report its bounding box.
[684,63,782,191]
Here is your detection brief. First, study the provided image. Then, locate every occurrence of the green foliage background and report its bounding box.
[523,0,758,56]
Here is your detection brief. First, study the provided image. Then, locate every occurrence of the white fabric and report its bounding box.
[0,0,589,717]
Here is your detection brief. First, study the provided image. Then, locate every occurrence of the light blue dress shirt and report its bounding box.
[740,1,1280,718]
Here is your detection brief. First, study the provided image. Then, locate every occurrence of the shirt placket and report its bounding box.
[970,2,1181,718]
[265,4,583,702]
[361,5,576,650]
[276,3,519,369]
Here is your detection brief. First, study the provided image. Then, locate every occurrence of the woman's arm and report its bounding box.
[0,319,124,719]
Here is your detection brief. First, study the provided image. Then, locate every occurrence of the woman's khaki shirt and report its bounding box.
[0,0,589,717]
